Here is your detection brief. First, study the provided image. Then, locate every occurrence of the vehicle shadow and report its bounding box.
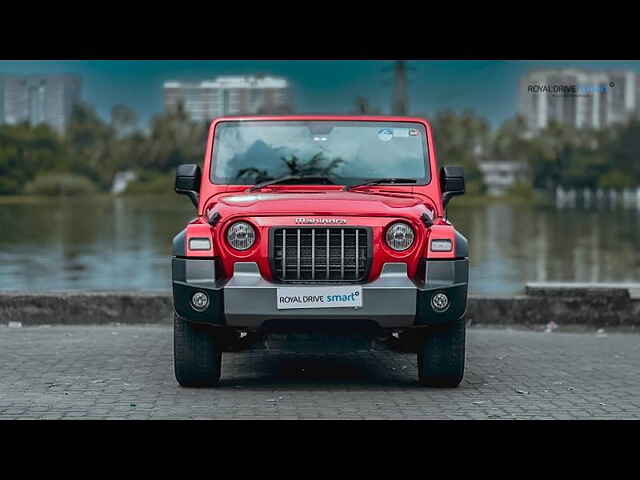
[218,350,482,389]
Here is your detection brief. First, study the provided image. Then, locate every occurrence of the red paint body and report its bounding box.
[183,115,459,282]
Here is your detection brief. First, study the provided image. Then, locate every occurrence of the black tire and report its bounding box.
[417,317,465,387]
[174,313,222,387]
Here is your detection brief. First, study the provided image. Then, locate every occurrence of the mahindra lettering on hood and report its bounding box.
[171,115,469,388]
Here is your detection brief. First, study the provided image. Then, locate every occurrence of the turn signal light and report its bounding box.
[430,239,452,252]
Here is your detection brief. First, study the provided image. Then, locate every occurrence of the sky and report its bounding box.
[2,60,640,129]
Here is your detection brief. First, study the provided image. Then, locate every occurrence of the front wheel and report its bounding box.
[417,317,466,387]
[174,313,222,387]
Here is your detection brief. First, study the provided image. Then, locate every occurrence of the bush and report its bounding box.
[24,173,98,196]
[123,172,174,194]
[505,181,536,200]
[0,176,22,195]
[598,170,635,189]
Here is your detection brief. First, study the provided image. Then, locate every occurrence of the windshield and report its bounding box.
[211,121,430,186]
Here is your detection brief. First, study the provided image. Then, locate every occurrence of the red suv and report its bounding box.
[172,116,468,387]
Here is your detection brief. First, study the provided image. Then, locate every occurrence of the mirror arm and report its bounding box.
[442,191,454,209]
[187,191,199,209]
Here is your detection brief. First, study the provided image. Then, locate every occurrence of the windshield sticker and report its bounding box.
[393,128,410,138]
[377,128,393,142]
[409,128,419,136]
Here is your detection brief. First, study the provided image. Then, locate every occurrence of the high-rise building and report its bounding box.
[519,69,640,130]
[0,74,82,133]
[164,75,291,121]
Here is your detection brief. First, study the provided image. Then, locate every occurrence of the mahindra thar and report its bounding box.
[172,116,468,387]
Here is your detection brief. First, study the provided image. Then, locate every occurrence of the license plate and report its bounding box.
[276,285,363,310]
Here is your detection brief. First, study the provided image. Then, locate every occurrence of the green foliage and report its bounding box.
[505,181,536,200]
[123,171,174,194]
[24,172,98,196]
[0,102,208,196]
[598,170,635,189]
[2,100,640,198]
[0,123,64,194]
[111,104,138,138]
[142,104,208,172]
[431,110,489,186]
[511,119,640,191]
[464,178,485,196]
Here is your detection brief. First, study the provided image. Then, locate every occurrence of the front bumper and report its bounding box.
[172,258,468,330]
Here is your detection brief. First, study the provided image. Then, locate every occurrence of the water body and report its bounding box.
[0,195,638,295]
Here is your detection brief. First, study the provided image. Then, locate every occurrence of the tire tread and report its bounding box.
[417,317,466,387]
[174,313,221,387]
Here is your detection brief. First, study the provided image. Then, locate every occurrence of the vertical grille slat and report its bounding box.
[340,229,345,280]
[355,229,359,278]
[273,227,369,283]
[296,229,301,280]
[311,229,315,280]
[326,229,330,279]
[282,229,286,280]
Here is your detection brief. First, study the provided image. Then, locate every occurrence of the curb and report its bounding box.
[1,288,638,327]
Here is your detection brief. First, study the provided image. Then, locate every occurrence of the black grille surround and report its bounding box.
[269,226,372,283]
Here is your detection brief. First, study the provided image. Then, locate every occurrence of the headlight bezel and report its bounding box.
[385,222,415,252]
[226,221,256,251]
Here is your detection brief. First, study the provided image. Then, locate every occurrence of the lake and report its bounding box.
[1,195,638,295]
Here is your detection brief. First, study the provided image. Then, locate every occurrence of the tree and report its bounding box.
[431,110,490,194]
[0,122,64,194]
[602,119,640,188]
[141,105,208,172]
[110,104,138,138]
[64,103,117,188]
[491,115,532,163]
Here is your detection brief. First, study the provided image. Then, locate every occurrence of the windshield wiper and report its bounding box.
[248,174,335,192]
[344,178,417,191]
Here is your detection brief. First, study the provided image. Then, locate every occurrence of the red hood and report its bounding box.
[206,189,437,219]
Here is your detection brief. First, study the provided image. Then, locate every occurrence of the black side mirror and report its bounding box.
[175,164,201,208]
[440,165,465,208]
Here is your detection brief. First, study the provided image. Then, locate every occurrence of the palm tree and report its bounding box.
[236,152,343,184]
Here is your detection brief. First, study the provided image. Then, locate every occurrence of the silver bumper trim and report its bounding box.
[223,262,418,328]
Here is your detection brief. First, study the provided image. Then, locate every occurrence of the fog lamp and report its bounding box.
[431,292,449,312]
[191,292,209,311]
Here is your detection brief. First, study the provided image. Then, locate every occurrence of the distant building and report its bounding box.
[164,75,292,122]
[0,74,82,133]
[478,161,529,196]
[519,69,640,130]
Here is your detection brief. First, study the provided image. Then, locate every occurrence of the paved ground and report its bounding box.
[1,325,639,419]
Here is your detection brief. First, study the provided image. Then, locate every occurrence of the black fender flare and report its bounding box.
[172,229,186,256]
[454,229,468,258]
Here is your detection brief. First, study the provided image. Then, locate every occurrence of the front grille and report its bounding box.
[272,227,369,282]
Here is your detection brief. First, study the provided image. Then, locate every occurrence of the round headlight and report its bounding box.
[226,222,256,251]
[385,222,415,251]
